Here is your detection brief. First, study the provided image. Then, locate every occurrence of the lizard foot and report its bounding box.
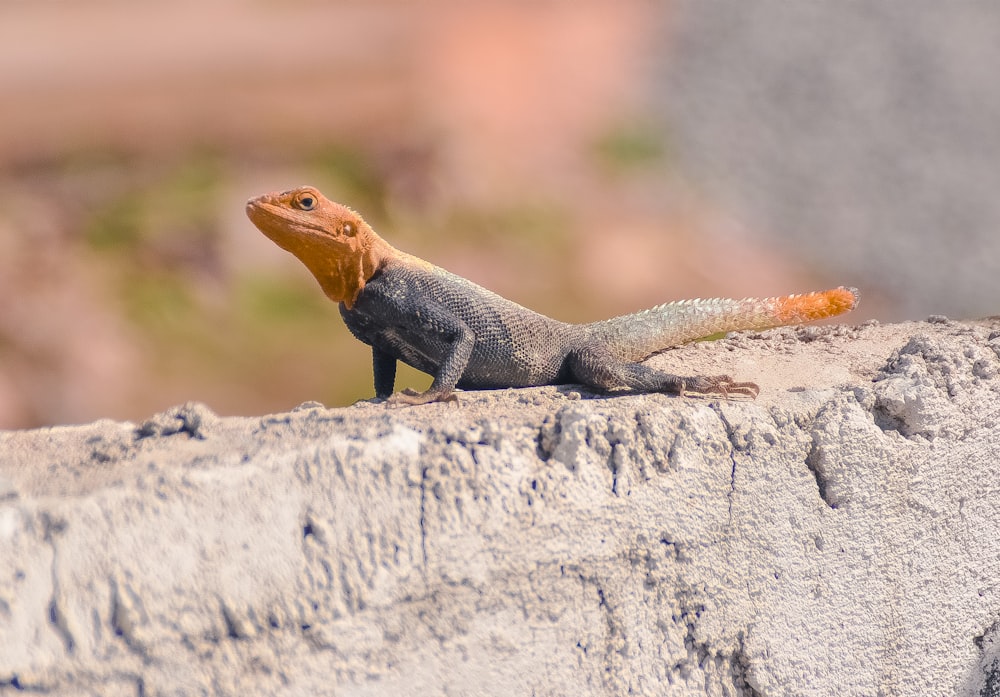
[387,388,459,406]
[680,375,759,400]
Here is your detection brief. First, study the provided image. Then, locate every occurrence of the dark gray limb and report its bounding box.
[388,308,476,405]
[372,348,397,398]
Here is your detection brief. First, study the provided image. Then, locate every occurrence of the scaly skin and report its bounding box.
[246,186,859,404]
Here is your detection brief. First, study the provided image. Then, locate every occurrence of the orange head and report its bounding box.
[246,186,390,308]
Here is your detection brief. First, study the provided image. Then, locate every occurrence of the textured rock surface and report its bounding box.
[2,319,1000,696]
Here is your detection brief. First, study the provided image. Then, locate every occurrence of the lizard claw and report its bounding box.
[387,388,459,406]
[681,375,759,400]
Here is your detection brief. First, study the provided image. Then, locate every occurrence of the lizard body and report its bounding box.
[246,186,859,404]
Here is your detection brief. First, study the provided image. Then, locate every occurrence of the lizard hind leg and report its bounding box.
[568,348,759,399]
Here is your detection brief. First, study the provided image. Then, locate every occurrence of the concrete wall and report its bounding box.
[2,319,1000,695]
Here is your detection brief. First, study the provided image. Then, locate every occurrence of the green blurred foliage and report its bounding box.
[592,122,668,174]
[310,145,388,219]
[84,151,222,256]
[439,202,570,251]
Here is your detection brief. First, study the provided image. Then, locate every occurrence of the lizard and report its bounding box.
[246,186,859,405]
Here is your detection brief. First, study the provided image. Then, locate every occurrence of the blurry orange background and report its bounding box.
[6,1,995,428]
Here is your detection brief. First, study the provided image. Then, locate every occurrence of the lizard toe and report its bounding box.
[682,375,759,400]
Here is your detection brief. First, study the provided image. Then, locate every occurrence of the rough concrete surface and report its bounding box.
[2,319,1000,696]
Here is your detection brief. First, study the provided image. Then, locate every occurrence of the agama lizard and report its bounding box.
[246,186,859,405]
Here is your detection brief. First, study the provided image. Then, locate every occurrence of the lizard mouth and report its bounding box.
[245,196,284,225]
[245,197,328,241]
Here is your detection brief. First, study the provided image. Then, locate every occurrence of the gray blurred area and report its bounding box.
[658,1,1000,320]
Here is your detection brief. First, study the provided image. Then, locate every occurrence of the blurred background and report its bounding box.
[2,0,998,429]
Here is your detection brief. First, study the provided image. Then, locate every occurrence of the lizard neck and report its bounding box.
[298,232,395,310]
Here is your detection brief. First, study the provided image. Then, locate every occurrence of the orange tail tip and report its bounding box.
[774,286,859,324]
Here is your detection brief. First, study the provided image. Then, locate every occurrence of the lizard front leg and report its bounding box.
[372,347,398,399]
[386,310,476,406]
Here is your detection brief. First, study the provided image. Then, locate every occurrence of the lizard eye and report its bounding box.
[343,222,356,236]
[295,192,317,211]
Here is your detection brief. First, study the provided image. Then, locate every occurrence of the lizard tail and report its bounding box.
[586,286,860,362]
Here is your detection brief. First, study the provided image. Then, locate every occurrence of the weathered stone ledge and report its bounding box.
[2,319,999,696]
